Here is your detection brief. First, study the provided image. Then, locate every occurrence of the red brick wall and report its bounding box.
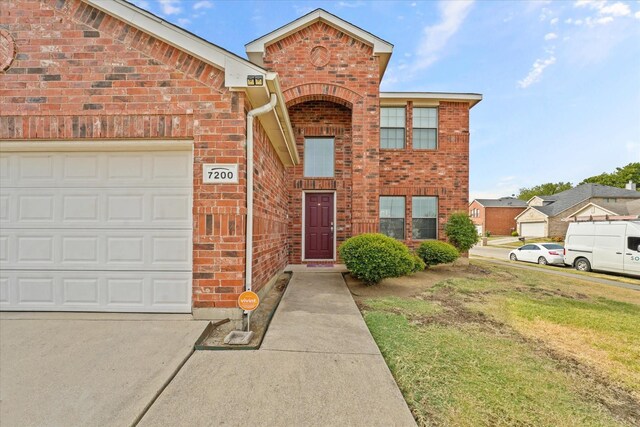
[469,200,485,230]
[263,21,381,244]
[286,101,352,262]
[485,207,524,235]
[379,101,470,248]
[252,118,289,288]
[0,0,292,310]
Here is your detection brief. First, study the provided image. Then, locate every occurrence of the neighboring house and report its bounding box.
[0,1,481,320]
[515,183,640,238]
[469,197,527,236]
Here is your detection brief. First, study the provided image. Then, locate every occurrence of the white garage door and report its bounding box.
[0,148,193,313]
[520,222,545,237]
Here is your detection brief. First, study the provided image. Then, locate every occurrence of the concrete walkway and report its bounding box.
[139,273,417,426]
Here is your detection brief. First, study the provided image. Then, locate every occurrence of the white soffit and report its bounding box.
[380,92,483,108]
[84,0,267,88]
[245,8,393,78]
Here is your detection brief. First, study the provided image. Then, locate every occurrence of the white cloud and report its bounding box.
[574,0,630,16]
[544,32,558,40]
[517,55,556,88]
[636,11,640,20]
[177,17,191,26]
[415,0,474,69]
[550,17,559,24]
[599,2,630,16]
[337,1,365,8]
[193,1,213,11]
[157,0,181,15]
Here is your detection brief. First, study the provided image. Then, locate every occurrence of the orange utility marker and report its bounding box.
[238,291,259,331]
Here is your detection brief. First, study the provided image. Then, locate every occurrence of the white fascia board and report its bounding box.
[380,92,483,108]
[84,0,266,88]
[245,9,393,69]
[514,207,548,221]
[565,203,618,219]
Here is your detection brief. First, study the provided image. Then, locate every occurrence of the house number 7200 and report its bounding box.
[203,164,239,184]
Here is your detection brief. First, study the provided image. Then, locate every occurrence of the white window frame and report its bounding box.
[303,137,334,178]
[380,107,406,149]
[412,107,438,150]
[412,196,438,240]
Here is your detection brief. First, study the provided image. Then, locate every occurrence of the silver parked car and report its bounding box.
[509,243,565,265]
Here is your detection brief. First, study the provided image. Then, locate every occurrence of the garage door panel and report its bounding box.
[1,188,191,228]
[0,271,191,312]
[3,229,191,270]
[0,149,192,313]
[521,222,545,237]
[1,152,192,188]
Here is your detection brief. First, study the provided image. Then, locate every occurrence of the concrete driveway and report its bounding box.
[0,312,208,427]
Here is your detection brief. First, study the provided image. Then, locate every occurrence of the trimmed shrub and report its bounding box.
[444,212,480,252]
[411,253,426,273]
[338,233,415,285]
[485,230,492,237]
[417,241,460,267]
[511,231,519,237]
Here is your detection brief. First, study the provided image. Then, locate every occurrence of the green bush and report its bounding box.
[417,241,460,267]
[511,231,519,237]
[444,212,480,252]
[338,233,416,285]
[411,253,426,273]
[485,230,492,237]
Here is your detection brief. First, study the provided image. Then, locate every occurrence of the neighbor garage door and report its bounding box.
[0,147,193,313]
[520,222,545,237]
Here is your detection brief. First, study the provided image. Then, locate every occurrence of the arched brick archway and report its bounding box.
[283,82,379,241]
[283,83,362,110]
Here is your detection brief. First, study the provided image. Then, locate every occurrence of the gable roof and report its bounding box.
[531,184,640,217]
[473,197,527,208]
[245,8,394,79]
[83,0,298,165]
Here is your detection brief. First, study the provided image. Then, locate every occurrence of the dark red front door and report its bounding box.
[305,193,334,259]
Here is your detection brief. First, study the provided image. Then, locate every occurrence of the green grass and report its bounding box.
[361,261,640,426]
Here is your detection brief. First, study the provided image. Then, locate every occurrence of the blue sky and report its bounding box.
[132,0,640,200]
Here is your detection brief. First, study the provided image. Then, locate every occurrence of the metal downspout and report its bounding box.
[245,93,277,293]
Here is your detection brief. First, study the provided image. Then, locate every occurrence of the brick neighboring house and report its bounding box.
[469,197,527,236]
[0,1,481,320]
[515,183,640,238]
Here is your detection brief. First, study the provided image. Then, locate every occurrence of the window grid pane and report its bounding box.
[412,196,437,240]
[381,128,405,149]
[413,129,437,149]
[412,107,437,150]
[412,107,438,128]
[303,138,334,177]
[381,107,405,127]
[380,196,405,239]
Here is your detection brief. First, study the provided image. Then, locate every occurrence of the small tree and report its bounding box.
[444,212,479,252]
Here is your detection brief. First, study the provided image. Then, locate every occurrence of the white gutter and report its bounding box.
[245,93,278,292]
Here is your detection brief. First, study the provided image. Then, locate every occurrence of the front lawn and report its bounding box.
[355,261,640,426]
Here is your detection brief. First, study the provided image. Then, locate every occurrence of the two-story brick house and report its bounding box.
[0,0,481,321]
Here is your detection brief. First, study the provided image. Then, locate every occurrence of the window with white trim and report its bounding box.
[380,196,405,239]
[412,196,438,239]
[304,137,334,177]
[413,107,438,149]
[380,107,406,149]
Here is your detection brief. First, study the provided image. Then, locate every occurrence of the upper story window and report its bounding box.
[413,107,438,149]
[380,107,406,149]
[380,196,405,239]
[304,137,334,177]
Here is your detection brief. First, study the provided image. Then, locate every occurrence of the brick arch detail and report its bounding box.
[284,83,363,110]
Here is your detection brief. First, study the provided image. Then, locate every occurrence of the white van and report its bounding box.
[564,221,640,277]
